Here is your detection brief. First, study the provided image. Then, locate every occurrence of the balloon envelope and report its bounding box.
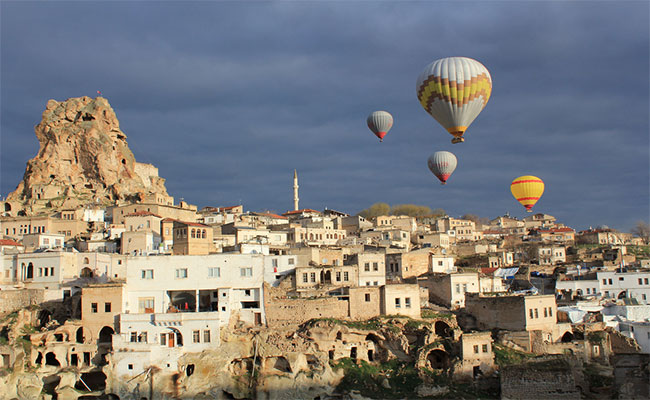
[367,111,393,142]
[416,57,492,144]
[427,151,457,184]
[510,175,544,212]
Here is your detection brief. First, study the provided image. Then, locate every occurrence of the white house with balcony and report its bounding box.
[123,253,266,327]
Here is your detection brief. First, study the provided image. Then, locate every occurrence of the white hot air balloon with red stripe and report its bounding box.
[367,111,393,142]
[427,151,457,185]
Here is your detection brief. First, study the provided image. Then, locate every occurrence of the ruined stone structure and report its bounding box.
[3,96,170,216]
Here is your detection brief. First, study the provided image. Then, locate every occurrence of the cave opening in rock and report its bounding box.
[45,352,61,366]
[74,370,107,391]
[186,364,195,376]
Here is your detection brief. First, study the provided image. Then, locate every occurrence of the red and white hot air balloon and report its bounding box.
[367,111,393,142]
[427,151,457,185]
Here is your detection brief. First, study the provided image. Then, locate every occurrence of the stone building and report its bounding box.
[172,221,213,255]
[465,293,559,334]
[455,331,495,380]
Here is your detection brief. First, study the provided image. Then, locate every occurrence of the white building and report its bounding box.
[537,245,566,265]
[619,321,650,354]
[264,254,297,286]
[123,253,265,327]
[598,271,650,303]
[21,233,65,251]
[112,312,220,376]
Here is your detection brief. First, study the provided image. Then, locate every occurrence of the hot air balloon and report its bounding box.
[510,175,544,212]
[367,111,393,142]
[416,57,492,144]
[427,151,457,185]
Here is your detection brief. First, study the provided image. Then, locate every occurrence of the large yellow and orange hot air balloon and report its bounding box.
[510,176,544,212]
[416,57,492,144]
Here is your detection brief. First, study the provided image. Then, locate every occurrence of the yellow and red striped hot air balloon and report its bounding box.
[416,57,492,144]
[510,175,544,212]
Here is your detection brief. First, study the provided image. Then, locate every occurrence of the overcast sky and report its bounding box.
[1,1,648,232]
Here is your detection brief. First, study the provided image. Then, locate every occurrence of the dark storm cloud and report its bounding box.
[1,1,648,231]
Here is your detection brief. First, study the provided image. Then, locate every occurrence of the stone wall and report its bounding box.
[264,297,349,329]
[465,293,526,331]
[0,289,44,316]
[501,358,581,399]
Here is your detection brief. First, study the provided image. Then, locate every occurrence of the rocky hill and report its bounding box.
[5,96,169,215]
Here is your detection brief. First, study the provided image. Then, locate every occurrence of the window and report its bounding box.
[395,298,401,308]
[130,332,137,343]
[473,345,479,354]
[303,273,308,283]
[240,267,253,277]
[619,277,624,281]
[365,293,371,302]
[310,272,316,282]
[288,258,294,265]
[175,268,188,279]
[586,288,590,294]
[645,278,649,284]
[160,333,167,346]
[482,344,488,353]
[50,267,54,276]
[244,289,251,296]
[643,294,647,301]
[374,281,378,286]
[208,267,221,278]
[438,261,444,266]
[336,272,341,281]
[605,291,609,297]
[138,298,155,313]
[405,298,411,308]
[534,309,539,318]
[609,279,613,284]
[593,345,600,356]
[105,303,111,313]
[91,303,98,313]
[544,308,548,317]
[344,272,349,281]
[364,263,370,272]
[455,284,461,294]
[193,330,200,343]
[529,309,534,318]
[138,332,147,343]
[203,330,211,343]
[272,259,278,267]
[141,269,154,279]
[462,283,467,293]
[373,262,378,271]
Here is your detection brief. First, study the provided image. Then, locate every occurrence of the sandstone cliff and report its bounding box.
[6,96,169,214]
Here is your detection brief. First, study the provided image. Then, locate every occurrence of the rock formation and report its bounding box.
[6,96,169,215]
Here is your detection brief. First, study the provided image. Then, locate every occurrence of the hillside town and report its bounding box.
[0,97,649,399]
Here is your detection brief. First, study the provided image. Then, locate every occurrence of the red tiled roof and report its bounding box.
[539,227,574,233]
[124,210,162,218]
[282,209,321,216]
[481,267,498,274]
[0,239,22,246]
[256,212,287,219]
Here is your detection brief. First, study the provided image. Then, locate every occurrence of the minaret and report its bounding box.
[293,169,299,211]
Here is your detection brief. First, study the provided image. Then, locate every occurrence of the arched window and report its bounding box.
[191,229,196,238]
[83,257,89,264]
[202,230,206,239]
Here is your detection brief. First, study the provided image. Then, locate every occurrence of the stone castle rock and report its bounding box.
[6,96,169,215]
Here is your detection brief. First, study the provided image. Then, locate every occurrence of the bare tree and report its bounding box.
[631,221,650,244]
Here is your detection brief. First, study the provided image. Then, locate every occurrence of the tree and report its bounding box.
[631,221,650,244]
[391,204,432,217]
[357,202,390,219]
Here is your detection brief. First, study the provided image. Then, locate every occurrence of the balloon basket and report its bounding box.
[451,137,464,144]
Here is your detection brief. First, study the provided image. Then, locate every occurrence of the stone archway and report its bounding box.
[80,267,94,278]
[618,291,627,300]
[98,326,114,345]
[561,331,573,343]
[426,349,449,370]
[434,320,452,338]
